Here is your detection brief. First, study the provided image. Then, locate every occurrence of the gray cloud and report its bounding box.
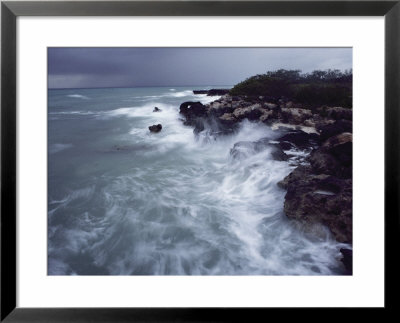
[48,47,352,88]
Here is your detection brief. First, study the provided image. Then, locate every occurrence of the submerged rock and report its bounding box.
[230,138,288,161]
[192,115,237,136]
[270,146,289,161]
[149,124,162,133]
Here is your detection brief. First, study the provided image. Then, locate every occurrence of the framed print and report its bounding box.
[1,0,399,321]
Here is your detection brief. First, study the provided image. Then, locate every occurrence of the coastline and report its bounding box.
[180,89,353,274]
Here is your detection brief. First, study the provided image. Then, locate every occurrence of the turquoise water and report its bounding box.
[48,87,348,275]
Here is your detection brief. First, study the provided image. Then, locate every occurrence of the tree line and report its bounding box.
[230,69,352,108]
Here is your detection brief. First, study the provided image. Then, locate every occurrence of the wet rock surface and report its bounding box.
[280,166,352,243]
[277,129,352,243]
[277,131,319,150]
[229,139,288,162]
[179,101,207,119]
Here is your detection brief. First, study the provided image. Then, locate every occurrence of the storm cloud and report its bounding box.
[48,47,352,89]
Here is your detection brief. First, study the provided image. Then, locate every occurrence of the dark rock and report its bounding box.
[313,115,335,130]
[309,133,352,178]
[282,166,352,243]
[277,130,319,150]
[324,133,352,167]
[327,107,352,121]
[179,101,207,118]
[340,248,353,275]
[153,107,162,112]
[308,149,340,175]
[322,132,352,149]
[193,89,230,96]
[279,141,293,151]
[207,89,230,96]
[271,147,289,161]
[318,119,352,141]
[317,106,352,121]
[278,165,314,189]
[179,102,208,129]
[330,142,352,167]
[149,124,162,133]
[232,104,263,121]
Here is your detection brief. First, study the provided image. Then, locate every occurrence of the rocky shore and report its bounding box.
[179,92,353,273]
[193,89,230,96]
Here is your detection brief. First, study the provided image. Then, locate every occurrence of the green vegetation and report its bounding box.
[230,69,352,108]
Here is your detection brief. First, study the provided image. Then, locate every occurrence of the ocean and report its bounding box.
[48,87,348,275]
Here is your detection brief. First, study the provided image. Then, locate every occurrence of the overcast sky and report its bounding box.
[48,47,352,89]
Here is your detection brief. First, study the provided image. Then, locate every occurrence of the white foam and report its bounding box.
[67,94,89,99]
[167,90,193,98]
[49,111,96,116]
[271,122,318,134]
[314,190,336,196]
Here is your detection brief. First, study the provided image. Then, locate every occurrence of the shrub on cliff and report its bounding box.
[293,83,352,108]
[230,69,352,108]
[229,74,292,98]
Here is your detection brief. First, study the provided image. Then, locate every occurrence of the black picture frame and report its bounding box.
[1,1,399,321]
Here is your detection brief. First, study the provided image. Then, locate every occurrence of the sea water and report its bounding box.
[48,87,349,275]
